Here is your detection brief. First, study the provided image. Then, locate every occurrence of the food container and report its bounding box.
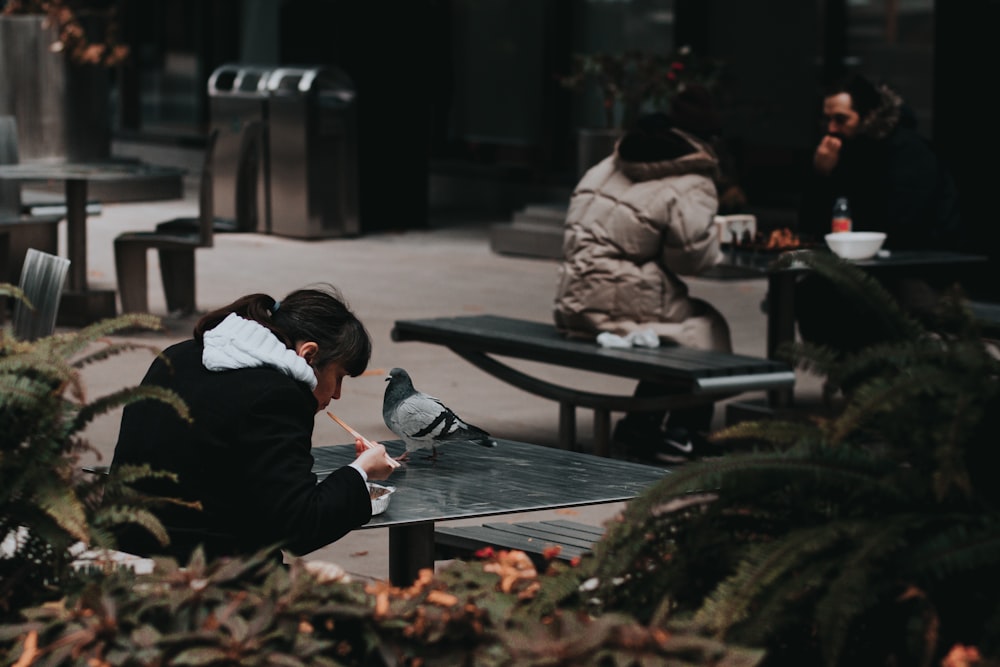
[824,231,887,260]
[368,483,395,515]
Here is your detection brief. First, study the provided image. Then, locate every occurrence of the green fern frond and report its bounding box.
[813,517,931,667]
[776,339,840,375]
[103,463,179,487]
[0,352,74,384]
[908,519,1000,581]
[694,522,852,634]
[0,284,28,304]
[44,313,164,360]
[92,506,171,547]
[72,385,190,434]
[100,466,200,513]
[0,373,64,407]
[712,418,825,448]
[828,373,937,443]
[624,447,901,517]
[69,340,165,370]
[833,337,993,392]
[0,344,85,404]
[32,484,89,543]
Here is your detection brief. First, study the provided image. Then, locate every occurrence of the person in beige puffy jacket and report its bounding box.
[554,112,732,463]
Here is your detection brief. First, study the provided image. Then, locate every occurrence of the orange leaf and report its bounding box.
[542,545,563,560]
[426,590,459,607]
[12,631,38,667]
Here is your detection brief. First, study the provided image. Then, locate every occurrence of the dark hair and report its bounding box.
[617,112,695,162]
[824,73,881,119]
[668,84,722,140]
[194,284,372,376]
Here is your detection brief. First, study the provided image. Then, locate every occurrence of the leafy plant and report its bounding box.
[1,284,189,616]
[0,546,765,666]
[0,0,128,66]
[559,46,724,130]
[538,252,1000,666]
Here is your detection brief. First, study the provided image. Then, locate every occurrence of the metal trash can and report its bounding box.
[207,64,272,232]
[266,66,359,239]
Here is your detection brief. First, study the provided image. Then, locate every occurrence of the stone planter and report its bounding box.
[576,127,621,179]
[0,14,111,162]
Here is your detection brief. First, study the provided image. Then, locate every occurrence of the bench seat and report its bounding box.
[968,300,1000,337]
[391,314,795,456]
[435,519,604,569]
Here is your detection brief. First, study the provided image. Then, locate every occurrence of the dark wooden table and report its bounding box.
[0,161,184,324]
[711,247,989,405]
[311,438,669,585]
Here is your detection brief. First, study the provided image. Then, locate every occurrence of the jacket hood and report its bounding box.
[202,313,317,389]
[858,83,903,141]
[614,127,719,182]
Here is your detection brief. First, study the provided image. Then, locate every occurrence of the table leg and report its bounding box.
[767,271,797,407]
[593,408,611,457]
[559,402,577,451]
[57,178,118,325]
[64,179,88,293]
[388,522,435,586]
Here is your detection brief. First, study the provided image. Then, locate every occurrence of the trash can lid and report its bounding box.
[265,66,354,97]
[208,64,273,96]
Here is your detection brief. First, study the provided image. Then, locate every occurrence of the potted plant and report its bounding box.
[559,46,724,176]
[0,0,128,162]
[1,0,128,66]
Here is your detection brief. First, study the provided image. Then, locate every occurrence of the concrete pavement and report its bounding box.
[38,181,805,583]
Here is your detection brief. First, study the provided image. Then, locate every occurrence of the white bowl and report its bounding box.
[824,232,887,260]
[368,483,395,515]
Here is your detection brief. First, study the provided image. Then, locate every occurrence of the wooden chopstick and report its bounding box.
[326,412,400,468]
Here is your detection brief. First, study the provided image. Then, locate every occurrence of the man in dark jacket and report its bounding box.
[794,74,963,353]
[799,73,961,248]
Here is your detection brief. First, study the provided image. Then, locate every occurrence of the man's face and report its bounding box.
[822,92,861,140]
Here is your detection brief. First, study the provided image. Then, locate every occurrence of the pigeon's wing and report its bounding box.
[388,392,450,447]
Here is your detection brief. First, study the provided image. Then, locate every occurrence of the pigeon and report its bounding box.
[382,367,497,461]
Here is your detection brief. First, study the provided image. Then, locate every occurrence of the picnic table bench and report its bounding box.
[435,519,605,569]
[390,314,795,457]
[969,300,1000,338]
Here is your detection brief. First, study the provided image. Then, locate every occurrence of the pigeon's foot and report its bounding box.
[395,452,411,463]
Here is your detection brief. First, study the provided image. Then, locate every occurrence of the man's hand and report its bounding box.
[814,135,842,175]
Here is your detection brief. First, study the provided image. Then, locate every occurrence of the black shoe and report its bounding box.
[613,420,720,465]
[657,427,724,464]
[654,427,699,464]
[612,418,665,463]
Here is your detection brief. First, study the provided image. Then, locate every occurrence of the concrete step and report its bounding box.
[489,220,563,259]
[512,202,567,225]
[489,201,568,259]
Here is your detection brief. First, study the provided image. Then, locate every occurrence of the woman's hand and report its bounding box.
[354,438,396,481]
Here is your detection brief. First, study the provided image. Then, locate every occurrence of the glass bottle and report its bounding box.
[831,197,852,233]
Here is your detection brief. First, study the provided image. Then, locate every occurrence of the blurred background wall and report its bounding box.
[3,0,993,295]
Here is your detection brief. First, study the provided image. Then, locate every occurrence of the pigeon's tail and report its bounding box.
[457,424,497,448]
[476,436,498,448]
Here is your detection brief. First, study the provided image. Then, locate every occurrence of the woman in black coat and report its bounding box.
[109,285,396,563]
